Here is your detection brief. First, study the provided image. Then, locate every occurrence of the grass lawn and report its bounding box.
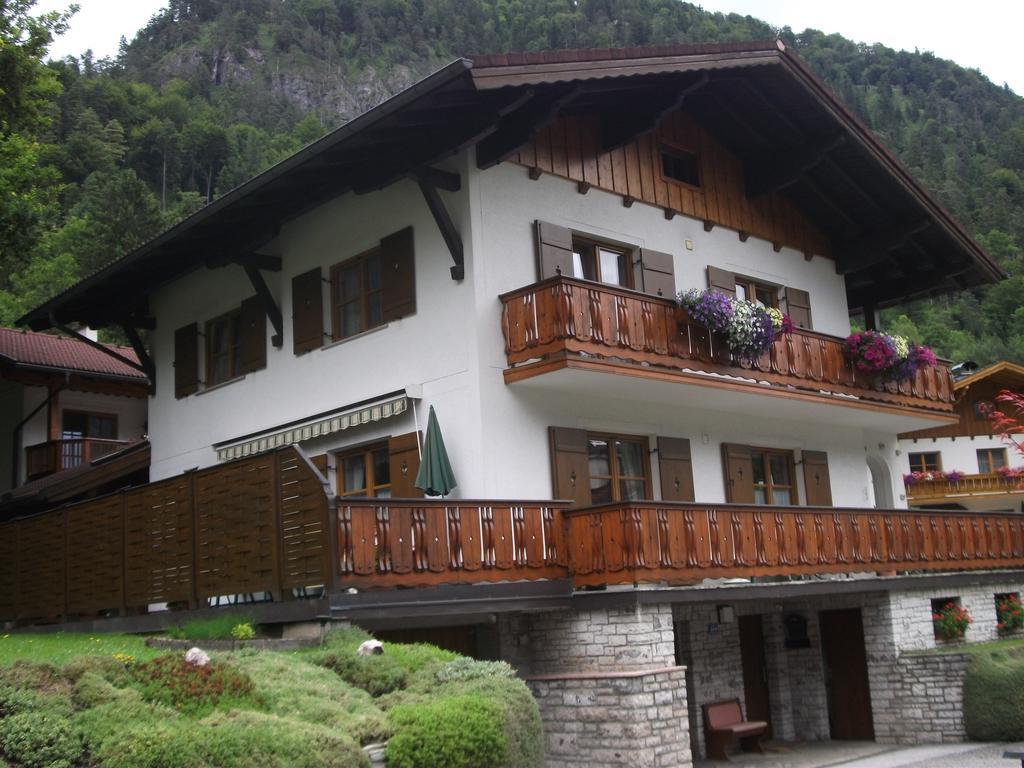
[904,635,1024,657]
[0,633,161,667]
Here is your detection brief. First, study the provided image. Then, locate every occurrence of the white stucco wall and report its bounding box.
[142,149,907,509]
[898,434,1018,475]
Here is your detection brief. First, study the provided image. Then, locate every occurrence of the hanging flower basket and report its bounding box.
[677,289,793,361]
[843,330,937,383]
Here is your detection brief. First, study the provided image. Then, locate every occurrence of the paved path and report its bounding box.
[696,741,1024,768]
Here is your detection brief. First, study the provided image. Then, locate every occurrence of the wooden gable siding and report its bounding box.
[900,379,1006,440]
[511,111,832,258]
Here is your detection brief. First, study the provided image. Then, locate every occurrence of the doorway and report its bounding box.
[819,608,875,740]
[738,614,772,736]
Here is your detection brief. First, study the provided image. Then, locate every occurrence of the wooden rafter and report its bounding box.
[414,168,465,280]
[244,265,284,348]
[744,134,846,197]
[599,73,708,152]
[836,219,931,275]
[475,85,581,169]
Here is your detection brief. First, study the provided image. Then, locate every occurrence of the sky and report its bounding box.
[35,0,1024,94]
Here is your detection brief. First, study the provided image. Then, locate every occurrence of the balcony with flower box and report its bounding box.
[905,469,1024,510]
[499,276,956,431]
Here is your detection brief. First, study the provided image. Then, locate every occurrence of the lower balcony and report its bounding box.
[906,472,1024,511]
[24,438,131,480]
[500,276,956,430]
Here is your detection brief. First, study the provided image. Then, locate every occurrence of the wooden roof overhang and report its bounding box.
[19,41,1002,332]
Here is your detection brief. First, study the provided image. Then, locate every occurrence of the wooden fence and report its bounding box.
[565,502,1024,587]
[906,473,1023,501]
[0,446,332,624]
[500,276,955,413]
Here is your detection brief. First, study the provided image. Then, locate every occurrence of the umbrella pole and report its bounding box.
[411,399,423,460]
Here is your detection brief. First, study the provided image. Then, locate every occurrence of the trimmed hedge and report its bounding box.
[964,645,1024,740]
[0,710,83,768]
[386,695,506,768]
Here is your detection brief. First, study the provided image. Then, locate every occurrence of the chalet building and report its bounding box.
[0,327,149,514]
[899,361,1024,513]
[8,42,1024,766]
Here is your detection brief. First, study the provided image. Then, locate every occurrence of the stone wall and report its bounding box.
[871,652,970,744]
[528,667,690,768]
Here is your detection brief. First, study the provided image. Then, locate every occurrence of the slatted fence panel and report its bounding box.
[278,451,332,589]
[0,522,16,620]
[124,476,194,607]
[15,513,65,621]
[66,495,123,615]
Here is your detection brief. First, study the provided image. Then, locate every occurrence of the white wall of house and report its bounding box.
[898,434,1018,475]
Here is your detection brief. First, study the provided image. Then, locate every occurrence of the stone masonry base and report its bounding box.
[528,667,691,768]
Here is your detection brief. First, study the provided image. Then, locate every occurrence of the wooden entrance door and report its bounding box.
[819,608,875,740]
[738,614,772,736]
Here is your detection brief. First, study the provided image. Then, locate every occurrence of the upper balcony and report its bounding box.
[906,472,1024,511]
[24,438,131,481]
[500,276,955,430]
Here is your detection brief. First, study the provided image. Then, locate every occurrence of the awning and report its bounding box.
[215,394,409,461]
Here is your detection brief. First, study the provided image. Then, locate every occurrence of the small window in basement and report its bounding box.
[931,596,968,642]
[995,592,1023,634]
[660,144,700,187]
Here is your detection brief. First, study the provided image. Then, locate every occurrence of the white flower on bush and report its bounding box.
[891,334,910,358]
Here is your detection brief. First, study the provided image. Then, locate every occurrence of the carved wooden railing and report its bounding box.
[500,276,954,413]
[565,501,1024,587]
[0,446,333,624]
[25,438,131,480]
[335,499,572,588]
[906,473,1024,501]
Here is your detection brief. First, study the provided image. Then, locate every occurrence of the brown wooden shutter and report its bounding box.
[636,248,676,298]
[722,443,755,503]
[381,226,416,321]
[292,267,323,355]
[239,295,266,374]
[707,265,736,296]
[801,450,833,507]
[309,453,329,476]
[549,426,590,507]
[535,221,574,279]
[174,323,199,399]
[658,436,695,502]
[783,287,812,330]
[388,431,422,498]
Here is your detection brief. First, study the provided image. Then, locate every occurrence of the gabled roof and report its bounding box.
[18,41,1003,331]
[0,327,146,381]
[953,361,1024,392]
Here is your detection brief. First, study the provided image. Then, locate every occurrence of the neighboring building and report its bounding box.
[0,327,149,505]
[899,361,1024,512]
[8,42,1023,765]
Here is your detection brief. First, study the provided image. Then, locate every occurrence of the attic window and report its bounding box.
[660,144,700,187]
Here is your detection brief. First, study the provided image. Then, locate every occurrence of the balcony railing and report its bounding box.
[332,498,1024,589]
[500,276,955,414]
[25,438,131,480]
[906,473,1024,502]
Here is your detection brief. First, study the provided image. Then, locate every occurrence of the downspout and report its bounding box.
[11,379,66,489]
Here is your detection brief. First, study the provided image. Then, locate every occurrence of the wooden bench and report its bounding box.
[702,699,768,761]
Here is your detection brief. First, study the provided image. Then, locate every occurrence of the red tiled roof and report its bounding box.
[0,327,146,380]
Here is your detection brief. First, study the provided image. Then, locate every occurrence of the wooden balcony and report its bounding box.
[906,473,1024,503]
[334,498,1024,590]
[25,438,131,480]
[500,276,955,417]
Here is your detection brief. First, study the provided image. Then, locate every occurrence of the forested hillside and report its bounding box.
[2,0,1022,364]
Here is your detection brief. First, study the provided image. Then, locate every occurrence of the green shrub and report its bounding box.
[71,671,141,710]
[450,676,542,768]
[317,651,408,696]
[0,662,63,695]
[0,710,83,768]
[0,683,38,718]
[434,658,515,684]
[167,614,254,641]
[62,654,132,685]
[132,655,257,714]
[230,622,256,641]
[386,695,506,768]
[965,646,1024,740]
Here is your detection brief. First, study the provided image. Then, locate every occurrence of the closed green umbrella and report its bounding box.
[415,405,457,497]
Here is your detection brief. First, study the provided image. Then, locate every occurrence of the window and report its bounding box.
[571,237,632,288]
[331,248,384,340]
[909,452,942,473]
[206,311,242,386]
[750,449,797,505]
[660,144,700,187]
[734,277,779,308]
[61,411,117,440]
[977,447,1007,474]
[587,433,651,504]
[338,443,391,498]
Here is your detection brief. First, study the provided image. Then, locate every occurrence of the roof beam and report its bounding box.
[745,134,845,198]
[600,73,708,152]
[244,265,284,348]
[120,324,156,394]
[836,219,931,275]
[475,85,580,169]
[53,323,148,377]
[414,169,464,280]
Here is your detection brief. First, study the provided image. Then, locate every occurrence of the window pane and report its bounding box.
[368,293,383,327]
[590,477,612,504]
[755,286,774,308]
[735,283,747,301]
[616,440,644,479]
[620,479,646,501]
[375,488,391,499]
[342,264,361,300]
[588,439,610,477]
[63,412,88,436]
[342,300,363,337]
[343,456,366,494]
[753,487,767,505]
[373,448,390,486]
[571,251,585,279]
[773,488,792,505]
[366,254,381,291]
[210,354,228,386]
[89,415,116,439]
[751,453,765,485]
[599,248,622,286]
[979,452,991,474]
[769,454,790,485]
[992,451,1007,470]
